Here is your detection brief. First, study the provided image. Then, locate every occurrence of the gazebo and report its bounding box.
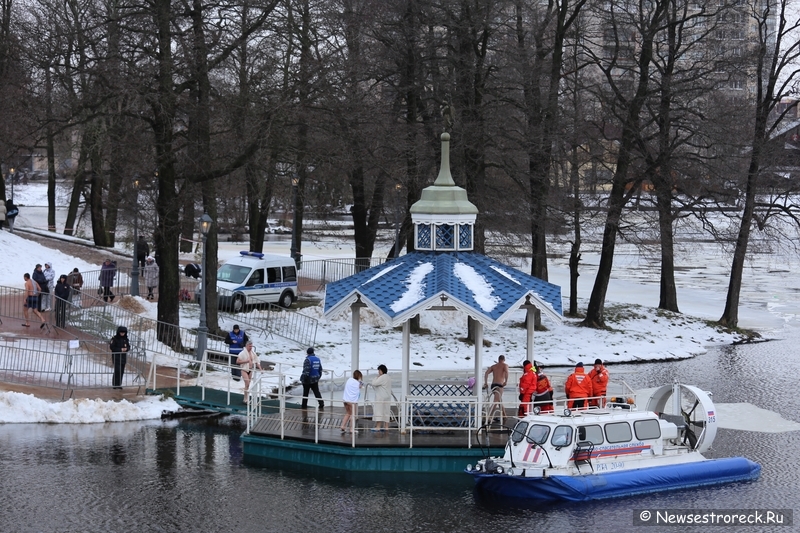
[323,132,562,430]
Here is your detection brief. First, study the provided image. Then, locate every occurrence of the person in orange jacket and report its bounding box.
[532,365,554,413]
[518,360,538,416]
[564,362,592,409]
[588,358,609,407]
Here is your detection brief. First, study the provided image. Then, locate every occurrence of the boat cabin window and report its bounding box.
[605,422,633,444]
[511,422,529,444]
[526,424,551,445]
[551,426,573,448]
[577,425,604,445]
[634,419,661,440]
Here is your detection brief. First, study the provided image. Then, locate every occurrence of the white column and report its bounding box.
[474,320,483,426]
[526,305,535,363]
[401,319,411,433]
[351,299,365,372]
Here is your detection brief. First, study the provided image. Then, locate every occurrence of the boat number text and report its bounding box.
[595,461,625,472]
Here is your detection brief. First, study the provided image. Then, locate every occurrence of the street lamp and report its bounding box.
[393,183,403,258]
[130,176,140,297]
[196,213,213,361]
[9,167,14,203]
[290,175,301,269]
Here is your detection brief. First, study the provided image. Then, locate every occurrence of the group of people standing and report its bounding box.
[22,263,85,329]
[485,356,609,416]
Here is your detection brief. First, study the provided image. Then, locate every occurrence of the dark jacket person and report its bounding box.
[109,326,131,388]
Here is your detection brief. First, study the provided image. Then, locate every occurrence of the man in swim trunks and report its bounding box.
[483,355,509,403]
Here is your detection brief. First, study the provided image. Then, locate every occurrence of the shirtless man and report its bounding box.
[483,355,509,403]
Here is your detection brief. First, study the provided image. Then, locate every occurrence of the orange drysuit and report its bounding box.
[588,364,609,407]
[518,363,538,415]
[564,365,592,409]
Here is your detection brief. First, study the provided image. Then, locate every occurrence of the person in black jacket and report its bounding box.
[54,275,71,328]
[32,264,49,312]
[109,326,131,389]
[135,236,150,271]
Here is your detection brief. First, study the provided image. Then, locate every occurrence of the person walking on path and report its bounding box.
[109,326,130,388]
[67,268,83,307]
[224,324,248,380]
[54,274,71,328]
[237,341,262,403]
[565,362,592,409]
[483,355,509,406]
[588,358,609,407]
[300,347,324,410]
[340,370,363,433]
[100,259,116,302]
[518,360,537,416]
[32,264,49,313]
[22,273,45,327]
[143,257,159,300]
[371,364,392,431]
[43,262,55,311]
[135,236,150,271]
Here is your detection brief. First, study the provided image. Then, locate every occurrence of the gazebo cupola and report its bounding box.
[410,133,478,251]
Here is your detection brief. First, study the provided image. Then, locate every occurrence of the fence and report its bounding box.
[298,257,387,291]
[0,336,147,399]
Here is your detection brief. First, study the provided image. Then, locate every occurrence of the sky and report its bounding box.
[2,181,800,427]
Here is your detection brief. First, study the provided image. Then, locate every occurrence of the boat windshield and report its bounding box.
[526,424,551,445]
[551,425,574,448]
[511,421,529,444]
[218,264,251,284]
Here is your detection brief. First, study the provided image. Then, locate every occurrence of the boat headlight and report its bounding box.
[533,406,541,415]
[467,464,473,471]
[508,468,515,476]
[475,463,483,472]
[563,408,572,417]
[496,466,505,474]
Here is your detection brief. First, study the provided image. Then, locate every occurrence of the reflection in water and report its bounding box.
[0,335,799,533]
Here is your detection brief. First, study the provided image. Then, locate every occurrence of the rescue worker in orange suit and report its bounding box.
[565,362,592,409]
[532,364,554,413]
[588,358,609,407]
[518,360,538,416]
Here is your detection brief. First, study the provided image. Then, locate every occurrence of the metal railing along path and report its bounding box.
[0,337,147,399]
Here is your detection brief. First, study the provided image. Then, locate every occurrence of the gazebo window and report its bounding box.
[435,224,454,250]
[417,224,432,249]
[459,224,472,250]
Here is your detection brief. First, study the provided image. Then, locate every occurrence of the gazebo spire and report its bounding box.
[410,132,478,251]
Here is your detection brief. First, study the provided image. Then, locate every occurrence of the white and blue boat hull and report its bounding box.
[467,457,761,501]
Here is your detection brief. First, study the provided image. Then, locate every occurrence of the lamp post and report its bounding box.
[196,213,213,361]
[290,175,300,269]
[393,183,403,258]
[130,176,140,297]
[9,167,14,203]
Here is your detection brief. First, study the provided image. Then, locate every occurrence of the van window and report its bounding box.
[605,422,633,443]
[578,425,604,445]
[218,264,251,284]
[267,267,280,283]
[283,266,297,282]
[247,269,264,286]
[634,419,661,440]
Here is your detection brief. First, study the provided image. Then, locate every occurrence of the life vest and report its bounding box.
[228,330,245,355]
[307,355,322,380]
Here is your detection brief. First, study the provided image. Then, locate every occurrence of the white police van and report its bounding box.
[217,251,298,311]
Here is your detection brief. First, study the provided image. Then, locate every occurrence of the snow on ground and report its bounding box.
[2,181,800,423]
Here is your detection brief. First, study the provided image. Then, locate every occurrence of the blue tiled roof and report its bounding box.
[323,251,562,328]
